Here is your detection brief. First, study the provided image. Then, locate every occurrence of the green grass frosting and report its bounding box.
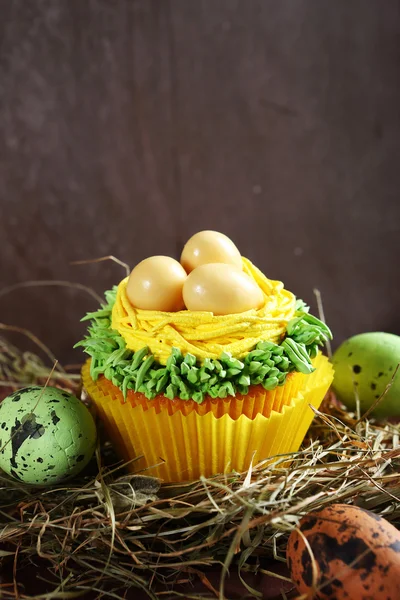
[75,289,332,404]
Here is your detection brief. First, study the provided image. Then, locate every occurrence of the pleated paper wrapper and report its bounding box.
[82,354,333,482]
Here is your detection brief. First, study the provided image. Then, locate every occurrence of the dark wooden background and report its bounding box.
[1,0,399,364]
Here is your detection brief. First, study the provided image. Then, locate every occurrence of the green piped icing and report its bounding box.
[75,289,332,404]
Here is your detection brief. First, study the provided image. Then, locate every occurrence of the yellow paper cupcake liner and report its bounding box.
[87,368,307,420]
[82,354,333,482]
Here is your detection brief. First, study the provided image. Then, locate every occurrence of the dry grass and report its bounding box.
[0,336,399,600]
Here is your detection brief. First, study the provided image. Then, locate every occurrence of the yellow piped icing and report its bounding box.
[111,257,296,365]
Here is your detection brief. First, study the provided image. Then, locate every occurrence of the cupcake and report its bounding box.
[78,231,333,482]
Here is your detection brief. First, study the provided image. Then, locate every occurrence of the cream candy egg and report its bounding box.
[183,263,264,315]
[126,256,187,312]
[180,230,243,273]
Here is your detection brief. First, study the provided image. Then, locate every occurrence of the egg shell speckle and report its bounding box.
[287,504,400,600]
[0,386,97,485]
[332,332,400,417]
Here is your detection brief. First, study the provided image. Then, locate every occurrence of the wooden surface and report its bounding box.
[1,0,400,363]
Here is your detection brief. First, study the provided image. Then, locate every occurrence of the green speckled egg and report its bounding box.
[332,332,400,418]
[0,386,96,484]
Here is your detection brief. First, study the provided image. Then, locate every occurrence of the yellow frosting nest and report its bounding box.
[111,257,296,364]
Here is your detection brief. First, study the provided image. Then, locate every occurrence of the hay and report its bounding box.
[0,336,399,600]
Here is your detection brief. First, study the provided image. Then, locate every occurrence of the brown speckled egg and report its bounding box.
[287,503,400,600]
